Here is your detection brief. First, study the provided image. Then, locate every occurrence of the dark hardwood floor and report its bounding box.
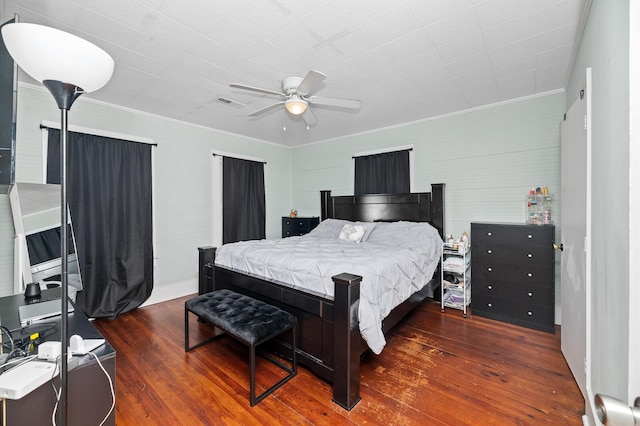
[92,296,584,425]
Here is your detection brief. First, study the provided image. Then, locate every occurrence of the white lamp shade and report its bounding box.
[1,23,114,92]
[285,96,308,115]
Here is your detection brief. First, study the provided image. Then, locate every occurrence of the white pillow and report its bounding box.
[338,224,366,243]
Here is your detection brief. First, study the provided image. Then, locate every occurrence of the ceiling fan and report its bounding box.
[230,70,361,126]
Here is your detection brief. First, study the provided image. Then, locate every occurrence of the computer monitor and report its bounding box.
[26,224,81,287]
[9,182,83,293]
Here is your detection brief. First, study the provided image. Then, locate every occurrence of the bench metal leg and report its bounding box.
[250,342,257,406]
[250,323,297,407]
[184,307,222,352]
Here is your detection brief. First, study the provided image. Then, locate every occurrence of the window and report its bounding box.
[354,148,411,195]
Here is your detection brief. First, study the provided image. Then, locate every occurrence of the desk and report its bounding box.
[0,289,116,425]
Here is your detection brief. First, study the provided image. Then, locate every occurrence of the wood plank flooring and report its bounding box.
[92,296,584,425]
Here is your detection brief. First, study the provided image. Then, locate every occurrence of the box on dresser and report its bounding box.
[471,222,555,333]
[282,217,320,238]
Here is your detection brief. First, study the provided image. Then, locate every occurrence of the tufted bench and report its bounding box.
[184,289,297,406]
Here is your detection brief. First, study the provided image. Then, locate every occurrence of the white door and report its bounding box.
[560,69,591,404]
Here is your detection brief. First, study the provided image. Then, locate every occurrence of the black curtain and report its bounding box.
[222,156,265,243]
[354,149,410,195]
[47,129,153,319]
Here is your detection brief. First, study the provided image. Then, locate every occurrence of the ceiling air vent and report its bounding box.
[215,96,246,109]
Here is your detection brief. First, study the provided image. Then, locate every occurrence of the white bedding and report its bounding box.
[214,220,443,354]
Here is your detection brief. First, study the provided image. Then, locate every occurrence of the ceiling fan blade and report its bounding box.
[248,101,285,117]
[302,107,318,126]
[230,83,285,98]
[309,95,361,110]
[296,70,327,95]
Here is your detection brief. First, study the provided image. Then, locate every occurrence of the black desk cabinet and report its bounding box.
[471,222,556,333]
[282,217,319,237]
[0,289,116,425]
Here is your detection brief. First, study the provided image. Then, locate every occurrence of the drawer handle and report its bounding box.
[528,234,532,239]
[527,253,533,258]
[527,311,533,316]
[487,303,492,307]
[527,292,533,297]
[488,285,492,290]
[286,221,290,225]
[488,267,492,272]
[299,222,303,225]
[527,273,533,277]
[487,232,492,236]
[487,249,492,254]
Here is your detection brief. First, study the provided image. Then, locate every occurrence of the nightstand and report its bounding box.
[281,217,319,237]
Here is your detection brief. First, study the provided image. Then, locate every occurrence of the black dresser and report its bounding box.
[282,216,319,237]
[471,222,555,333]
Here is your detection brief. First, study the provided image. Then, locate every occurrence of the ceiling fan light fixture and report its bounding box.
[285,95,307,115]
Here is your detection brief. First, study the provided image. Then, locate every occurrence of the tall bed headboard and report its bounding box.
[320,183,445,239]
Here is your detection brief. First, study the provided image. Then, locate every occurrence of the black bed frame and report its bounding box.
[197,183,444,410]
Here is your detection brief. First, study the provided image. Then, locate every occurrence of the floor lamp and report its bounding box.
[1,23,114,424]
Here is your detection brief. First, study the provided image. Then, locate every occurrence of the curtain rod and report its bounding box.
[212,153,267,165]
[40,124,158,146]
[352,147,412,159]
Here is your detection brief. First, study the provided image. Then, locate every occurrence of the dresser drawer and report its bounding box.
[473,293,555,332]
[473,261,554,288]
[473,276,553,306]
[471,222,554,247]
[472,243,553,268]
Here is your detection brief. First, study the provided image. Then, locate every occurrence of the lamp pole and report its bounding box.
[42,80,83,424]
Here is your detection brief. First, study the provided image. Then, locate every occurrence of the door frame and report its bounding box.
[560,68,593,422]
[583,67,594,423]
[629,0,640,405]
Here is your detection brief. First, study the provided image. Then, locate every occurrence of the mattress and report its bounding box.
[215,220,443,354]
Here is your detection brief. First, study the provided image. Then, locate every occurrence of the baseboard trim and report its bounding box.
[142,278,197,307]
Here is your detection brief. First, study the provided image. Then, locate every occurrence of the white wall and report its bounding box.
[290,92,565,316]
[291,93,564,236]
[0,84,291,303]
[566,0,637,416]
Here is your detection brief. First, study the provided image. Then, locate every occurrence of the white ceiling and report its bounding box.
[2,0,587,147]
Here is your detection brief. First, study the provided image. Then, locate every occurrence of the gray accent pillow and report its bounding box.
[354,221,377,242]
[367,221,443,256]
[306,218,351,239]
[307,219,377,242]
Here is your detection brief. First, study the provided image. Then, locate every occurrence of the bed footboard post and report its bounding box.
[331,273,362,410]
[198,246,216,294]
